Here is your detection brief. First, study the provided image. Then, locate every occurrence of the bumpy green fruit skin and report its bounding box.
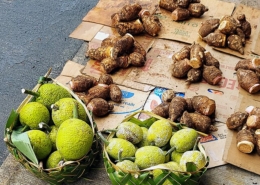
[49,125,58,150]
[46,151,63,169]
[171,151,184,163]
[137,127,151,147]
[170,128,198,152]
[19,102,50,129]
[52,98,87,127]
[135,146,165,169]
[106,138,136,160]
[116,160,139,171]
[27,130,52,160]
[179,150,206,172]
[36,83,71,109]
[56,118,93,161]
[147,119,172,147]
[116,121,143,144]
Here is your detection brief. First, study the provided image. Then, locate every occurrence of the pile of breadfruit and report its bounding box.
[198,14,252,55]
[151,90,218,134]
[171,42,223,85]
[159,0,208,21]
[69,74,122,117]
[86,33,147,74]
[111,3,162,36]
[226,106,260,156]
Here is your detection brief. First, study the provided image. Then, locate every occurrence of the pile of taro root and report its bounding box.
[159,0,208,21]
[151,89,218,134]
[235,58,260,94]
[198,14,252,55]
[171,42,223,85]
[111,3,162,36]
[86,33,147,74]
[69,74,122,117]
[226,106,260,155]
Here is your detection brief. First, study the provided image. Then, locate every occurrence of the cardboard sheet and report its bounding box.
[251,19,260,56]
[213,4,260,59]
[223,94,260,175]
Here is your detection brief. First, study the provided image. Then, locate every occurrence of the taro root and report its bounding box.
[202,65,222,85]
[186,68,202,83]
[218,16,238,35]
[87,46,113,61]
[112,34,135,59]
[187,3,208,18]
[69,75,98,92]
[204,51,220,68]
[128,52,146,67]
[115,19,145,36]
[188,43,205,69]
[98,74,114,85]
[101,37,120,47]
[171,58,192,78]
[152,102,170,118]
[116,55,132,68]
[169,96,187,121]
[111,13,120,27]
[191,95,216,116]
[172,45,191,61]
[82,84,110,105]
[118,3,142,22]
[180,111,218,133]
[226,111,248,130]
[245,106,260,116]
[139,9,162,36]
[235,58,260,72]
[132,40,147,59]
[100,57,118,74]
[237,14,251,38]
[171,7,190,21]
[159,0,178,11]
[236,126,255,154]
[198,18,220,38]
[161,89,176,103]
[109,84,122,103]
[87,98,114,117]
[185,97,194,112]
[227,34,244,55]
[236,27,246,45]
[246,115,260,130]
[254,129,260,155]
[202,31,226,48]
[236,68,260,94]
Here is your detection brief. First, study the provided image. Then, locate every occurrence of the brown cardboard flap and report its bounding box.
[213,4,260,59]
[69,22,103,41]
[223,94,260,175]
[251,19,260,56]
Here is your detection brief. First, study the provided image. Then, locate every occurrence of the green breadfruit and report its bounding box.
[56,118,93,161]
[46,150,63,169]
[116,121,143,144]
[179,150,207,172]
[106,138,136,160]
[170,128,198,153]
[49,125,58,150]
[116,160,139,171]
[27,130,52,160]
[137,127,151,147]
[51,97,87,127]
[19,102,50,129]
[147,119,172,147]
[134,146,165,169]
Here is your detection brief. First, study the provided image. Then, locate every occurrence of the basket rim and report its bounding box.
[103,110,209,175]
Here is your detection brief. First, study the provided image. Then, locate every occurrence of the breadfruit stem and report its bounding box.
[38,76,52,84]
[97,131,109,146]
[21,89,40,97]
[118,149,123,162]
[73,102,79,119]
[165,146,176,156]
[21,125,30,133]
[50,104,59,111]
[38,122,51,133]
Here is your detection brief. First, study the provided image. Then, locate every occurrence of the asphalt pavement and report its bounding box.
[0,0,99,166]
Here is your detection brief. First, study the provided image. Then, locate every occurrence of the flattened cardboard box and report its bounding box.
[55,60,151,131]
[223,93,260,175]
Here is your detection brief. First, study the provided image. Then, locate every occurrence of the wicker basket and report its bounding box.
[103,110,209,185]
[4,71,101,185]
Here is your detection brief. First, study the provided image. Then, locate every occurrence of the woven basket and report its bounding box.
[4,70,101,185]
[103,110,209,185]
